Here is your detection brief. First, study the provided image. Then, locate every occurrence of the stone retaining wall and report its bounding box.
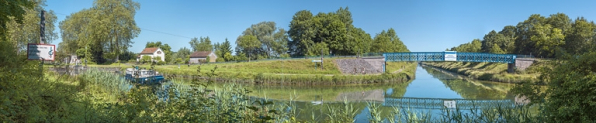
[515,58,535,71]
[335,58,385,74]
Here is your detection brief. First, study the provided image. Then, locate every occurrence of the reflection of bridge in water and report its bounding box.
[335,90,516,109]
[383,97,514,109]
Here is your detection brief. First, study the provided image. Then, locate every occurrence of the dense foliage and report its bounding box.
[512,52,596,122]
[189,36,213,52]
[287,7,409,57]
[213,38,233,61]
[57,0,140,64]
[448,13,596,58]
[236,21,290,60]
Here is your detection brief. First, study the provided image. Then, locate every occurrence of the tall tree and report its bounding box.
[345,27,373,56]
[371,28,409,53]
[530,24,565,57]
[215,38,233,61]
[6,1,58,52]
[498,25,517,53]
[0,0,34,40]
[288,7,377,56]
[236,35,260,62]
[174,47,191,63]
[514,14,546,55]
[288,10,315,56]
[189,37,212,51]
[57,0,140,63]
[240,21,290,58]
[92,0,141,62]
[482,30,509,53]
[564,17,596,55]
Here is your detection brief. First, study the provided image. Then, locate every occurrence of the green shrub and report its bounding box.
[215,57,225,62]
[513,52,596,122]
[157,61,166,65]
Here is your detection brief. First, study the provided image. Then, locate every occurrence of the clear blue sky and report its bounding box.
[45,0,596,53]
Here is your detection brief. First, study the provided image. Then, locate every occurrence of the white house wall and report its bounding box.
[136,48,166,62]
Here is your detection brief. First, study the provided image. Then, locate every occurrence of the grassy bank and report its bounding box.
[72,58,418,85]
[421,61,547,83]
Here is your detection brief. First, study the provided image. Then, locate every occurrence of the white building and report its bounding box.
[137,47,165,62]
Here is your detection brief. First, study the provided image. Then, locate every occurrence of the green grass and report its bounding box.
[70,58,419,85]
[422,61,544,83]
[131,59,342,75]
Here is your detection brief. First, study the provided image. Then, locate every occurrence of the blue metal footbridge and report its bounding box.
[382,51,517,73]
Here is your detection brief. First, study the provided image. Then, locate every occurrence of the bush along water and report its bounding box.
[163,70,413,86]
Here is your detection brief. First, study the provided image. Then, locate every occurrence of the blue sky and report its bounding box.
[45,0,596,53]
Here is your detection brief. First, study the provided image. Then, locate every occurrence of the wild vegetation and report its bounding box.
[421,61,544,83]
[57,0,140,64]
[448,13,596,58]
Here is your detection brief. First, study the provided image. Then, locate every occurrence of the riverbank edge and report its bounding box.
[161,69,417,86]
[420,62,538,83]
[49,63,418,86]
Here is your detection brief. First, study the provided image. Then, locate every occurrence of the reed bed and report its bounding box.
[77,68,132,101]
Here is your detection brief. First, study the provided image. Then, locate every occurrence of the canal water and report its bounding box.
[242,65,516,122]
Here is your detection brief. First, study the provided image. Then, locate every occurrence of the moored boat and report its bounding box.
[125,67,165,84]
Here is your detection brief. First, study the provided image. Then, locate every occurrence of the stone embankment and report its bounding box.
[335,57,384,75]
[515,58,535,71]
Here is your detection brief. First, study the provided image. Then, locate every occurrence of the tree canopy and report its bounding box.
[4,0,57,53]
[189,36,212,52]
[449,13,596,58]
[287,7,408,56]
[57,0,140,63]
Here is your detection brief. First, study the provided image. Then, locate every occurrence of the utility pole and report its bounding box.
[39,10,46,78]
[40,10,46,44]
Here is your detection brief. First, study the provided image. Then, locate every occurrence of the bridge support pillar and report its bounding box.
[507,63,515,73]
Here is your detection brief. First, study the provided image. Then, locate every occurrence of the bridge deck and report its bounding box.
[383,52,516,63]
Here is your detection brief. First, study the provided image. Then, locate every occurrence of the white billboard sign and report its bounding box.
[444,51,457,61]
[444,100,456,108]
[27,43,55,61]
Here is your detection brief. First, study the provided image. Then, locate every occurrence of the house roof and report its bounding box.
[140,47,159,54]
[190,51,212,58]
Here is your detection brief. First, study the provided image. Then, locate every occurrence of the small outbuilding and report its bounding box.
[189,51,217,63]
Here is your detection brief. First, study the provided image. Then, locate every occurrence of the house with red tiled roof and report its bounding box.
[189,51,217,63]
[136,47,165,62]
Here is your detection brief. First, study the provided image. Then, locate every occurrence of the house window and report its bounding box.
[157,51,162,54]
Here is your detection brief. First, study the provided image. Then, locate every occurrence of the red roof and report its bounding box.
[190,51,212,58]
[140,47,159,54]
